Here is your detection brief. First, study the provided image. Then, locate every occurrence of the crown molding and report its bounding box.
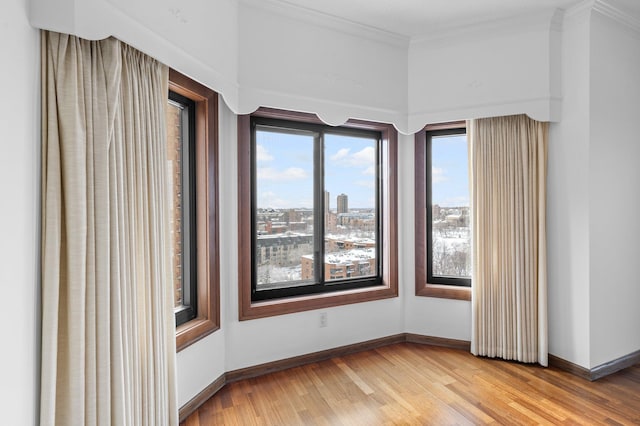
[239,0,410,48]
[410,8,561,48]
[550,8,566,32]
[564,0,640,32]
[564,0,597,21]
[593,0,640,33]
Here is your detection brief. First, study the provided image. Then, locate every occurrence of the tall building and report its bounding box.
[337,193,348,214]
[324,190,330,230]
[324,191,330,215]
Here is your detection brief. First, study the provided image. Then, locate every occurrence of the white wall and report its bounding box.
[0,0,40,424]
[408,10,562,131]
[398,134,472,339]
[589,11,640,368]
[546,5,592,369]
[547,3,640,369]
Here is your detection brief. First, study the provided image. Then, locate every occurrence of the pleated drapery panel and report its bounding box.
[470,115,548,366]
[40,31,178,425]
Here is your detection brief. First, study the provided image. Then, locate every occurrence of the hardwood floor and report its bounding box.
[182,343,640,425]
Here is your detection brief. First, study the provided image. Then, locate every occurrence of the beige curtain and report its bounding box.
[470,115,548,366]
[40,31,178,425]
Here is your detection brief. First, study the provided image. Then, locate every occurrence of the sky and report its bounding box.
[431,134,469,207]
[255,129,469,210]
[256,129,376,209]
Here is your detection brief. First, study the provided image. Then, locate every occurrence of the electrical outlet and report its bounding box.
[319,312,328,328]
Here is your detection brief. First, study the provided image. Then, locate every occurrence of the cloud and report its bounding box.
[256,144,273,162]
[330,148,351,162]
[351,146,375,166]
[432,167,447,183]
[362,165,376,176]
[257,167,308,181]
[330,146,375,168]
[355,179,375,189]
[439,196,469,207]
[258,191,312,209]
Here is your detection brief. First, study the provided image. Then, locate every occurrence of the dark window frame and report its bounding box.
[425,127,471,288]
[169,69,221,351]
[238,108,398,321]
[170,90,199,327]
[249,117,383,302]
[415,122,471,301]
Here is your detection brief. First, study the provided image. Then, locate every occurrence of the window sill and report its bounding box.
[416,283,471,301]
[176,317,220,352]
[240,284,398,321]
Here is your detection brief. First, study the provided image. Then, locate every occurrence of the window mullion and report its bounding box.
[376,136,383,278]
[180,104,193,311]
[313,132,325,285]
[426,132,434,284]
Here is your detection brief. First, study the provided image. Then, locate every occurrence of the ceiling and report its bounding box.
[273,0,585,37]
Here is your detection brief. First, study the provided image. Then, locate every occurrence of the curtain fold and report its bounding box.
[40,31,177,425]
[470,115,548,366]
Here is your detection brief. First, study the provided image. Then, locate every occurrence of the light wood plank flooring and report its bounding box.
[182,343,640,425]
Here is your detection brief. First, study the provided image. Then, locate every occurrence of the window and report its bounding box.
[415,122,471,300]
[168,69,220,350]
[238,108,398,320]
[168,90,197,326]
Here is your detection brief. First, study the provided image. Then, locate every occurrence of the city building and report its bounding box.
[324,190,330,230]
[326,211,338,233]
[300,248,376,280]
[256,234,313,267]
[337,193,348,214]
[325,236,376,252]
[324,191,330,216]
[337,212,376,231]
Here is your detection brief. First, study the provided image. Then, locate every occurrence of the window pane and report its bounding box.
[255,128,315,290]
[167,101,185,308]
[324,134,377,281]
[431,134,471,278]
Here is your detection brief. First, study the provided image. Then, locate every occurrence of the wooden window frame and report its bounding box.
[415,121,471,301]
[238,108,398,320]
[170,69,221,350]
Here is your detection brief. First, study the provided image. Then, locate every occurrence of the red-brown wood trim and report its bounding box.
[590,349,640,381]
[237,113,254,320]
[226,334,407,384]
[415,130,428,297]
[424,120,466,131]
[419,284,471,301]
[547,350,640,382]
[171,69,221,351]
[405,333,471,351]
[548,354,591,381]
[178,373,226,423]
